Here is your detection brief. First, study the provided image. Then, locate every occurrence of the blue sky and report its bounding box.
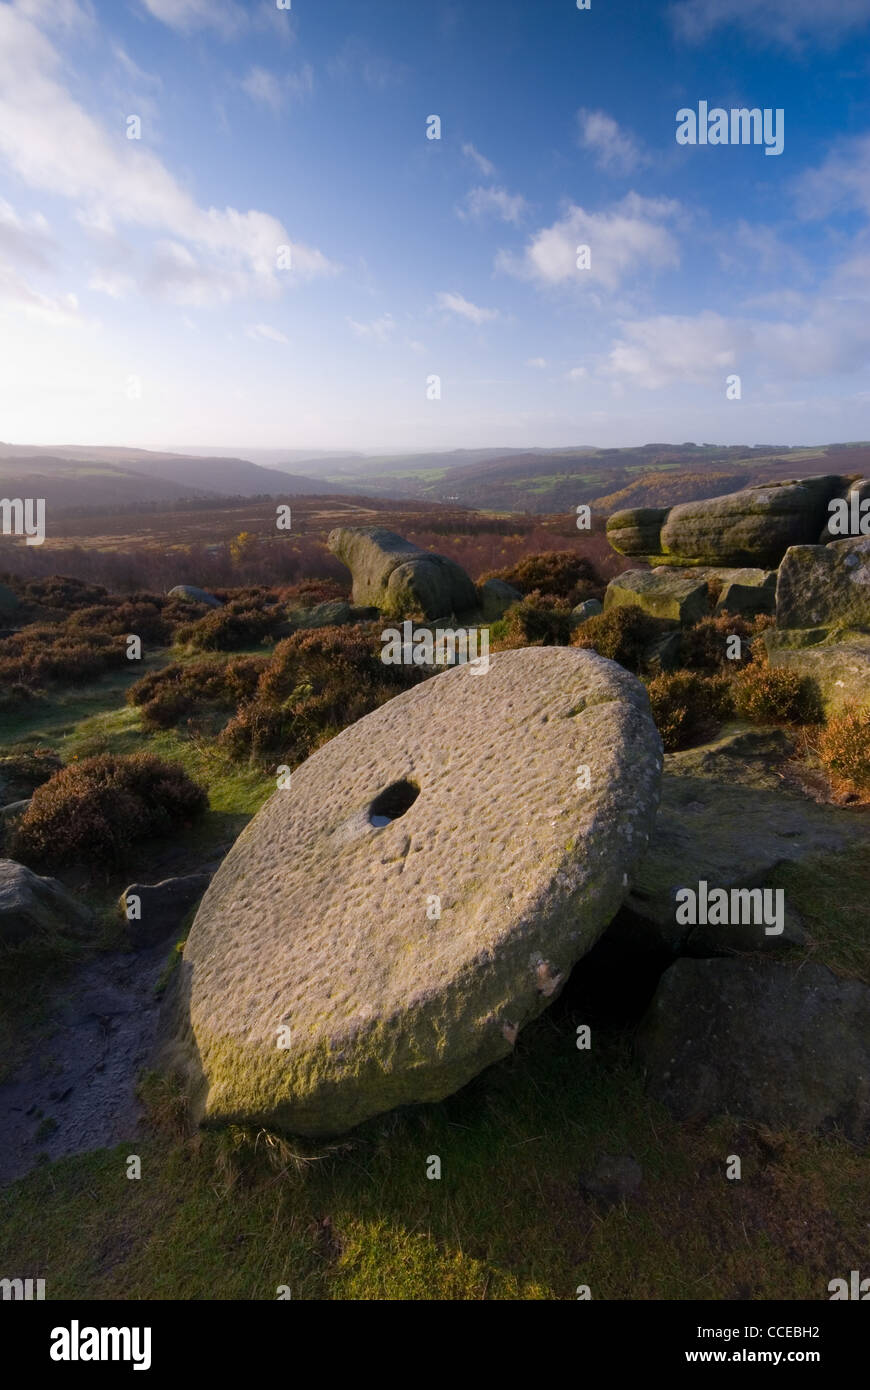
[2,0,870,455]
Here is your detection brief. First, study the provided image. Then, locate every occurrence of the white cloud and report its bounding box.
[246,322,289,344]
[577,109,645,174]
[795,134,870,219]
[328,39,407,90]
[0,4,337,304]
[0,260,78,323]
[566,366,588,380]
[139,0,245,37]
[527,357,547,368]
[462,142,495,178]
[437,291,499,324]
[113,45,162,90]
[498,194,680,292]
[458,186,527,224]
[604,312,741,388]
[670,0,870,47]
[88,270,135,299]
[0,198,54,267]
[242,64,314,113]
[347,313,395,341]
[602,292,870,389]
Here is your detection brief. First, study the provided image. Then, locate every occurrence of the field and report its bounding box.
[0,495,868,1300]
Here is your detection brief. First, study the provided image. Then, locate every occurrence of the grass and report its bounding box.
[0,1008,866,1300]
[769,849,870,985]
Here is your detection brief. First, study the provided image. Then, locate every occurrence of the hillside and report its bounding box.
[323,442,869,513]
[0,446,348,511]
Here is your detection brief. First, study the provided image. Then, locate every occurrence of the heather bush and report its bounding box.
[0,626,128,688]
[818,705,870,796]
[12,753,207,868]
[220,624,426,767]
[481,550,602,605]
[177,600,283,652]
[732,665,824,725]
[571,604,664,675]
[646,670,734,751]
[14,575,110,612]
[680,614,754,672]
[491,596,572,649]
[127,655,269,730]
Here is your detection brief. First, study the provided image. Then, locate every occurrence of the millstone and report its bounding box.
[177,646,662,1136]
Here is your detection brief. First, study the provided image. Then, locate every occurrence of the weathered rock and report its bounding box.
[0,799,31,835]
[0,859,93,947]
[176,646,663,1136]
[636,958,870,1142]
[621,732,866,955]
[764,628,870,717]
[608,476,843,567]
[120,873,212,948]
[570,597,603,625]
[776,537,870,630]
[328,526,479,620]
[604,569,710,626]
[606,507,668,558]
[168,584,222,608]
[645,629,683,674]
[479,578,523,621]
[713,568,777,618]
[819,478,870,542]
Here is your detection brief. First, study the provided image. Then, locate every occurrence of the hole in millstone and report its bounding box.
[369,779,420,828]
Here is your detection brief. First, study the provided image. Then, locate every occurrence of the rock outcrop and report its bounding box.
[607,475,844,568]
[479,578,523,621]
[776,537,870,630]
[0,859,93,947]
[763,629,870,717]
[604,569,711,626]
[176,646,663,1136]
[168,584,222,608]
[637,958,870,1141]
[328,526,479,620]
[120,873,213,948]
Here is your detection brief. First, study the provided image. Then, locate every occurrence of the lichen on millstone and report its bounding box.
[607,475,844,567]
[176,646,662,1136]
[328,525,479,620]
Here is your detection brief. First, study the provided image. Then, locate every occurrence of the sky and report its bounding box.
[1,0,870,457]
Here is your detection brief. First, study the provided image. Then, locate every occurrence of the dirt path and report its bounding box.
[0,940,169,1187]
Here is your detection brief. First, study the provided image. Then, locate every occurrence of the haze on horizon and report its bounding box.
[1,0,869,454]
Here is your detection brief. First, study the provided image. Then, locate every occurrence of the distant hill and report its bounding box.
[0,444,348,511]
[326,442,868,513]
[2,440,867,517]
